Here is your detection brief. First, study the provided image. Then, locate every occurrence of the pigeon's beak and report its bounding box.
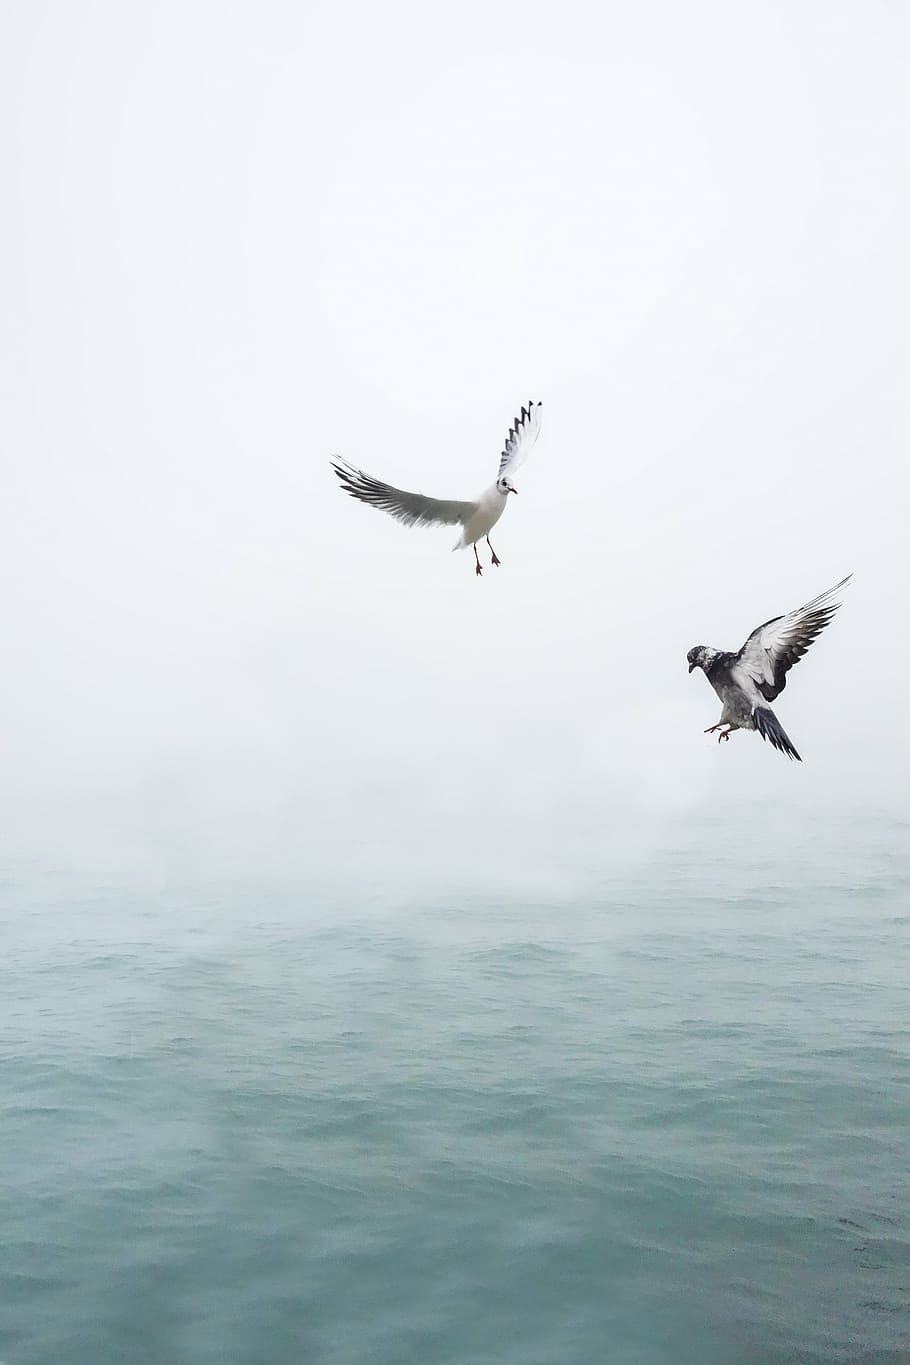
[688,662,696,673]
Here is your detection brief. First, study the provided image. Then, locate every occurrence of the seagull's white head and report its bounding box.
[497,476,518,496]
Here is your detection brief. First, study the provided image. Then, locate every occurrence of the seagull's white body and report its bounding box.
[456,484,509,551]
[331,401,542,576]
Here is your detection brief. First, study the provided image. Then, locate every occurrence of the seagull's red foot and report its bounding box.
[490,552,501,567]
[704,724,722,734]
[717,728,732,743]
[475,562,483,577]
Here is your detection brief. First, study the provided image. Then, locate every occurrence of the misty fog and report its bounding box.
[3,1,908,887]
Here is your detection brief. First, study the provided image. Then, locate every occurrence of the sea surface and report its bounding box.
[2,805,909,1364]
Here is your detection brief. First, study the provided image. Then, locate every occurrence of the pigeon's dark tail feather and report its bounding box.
[753,706,801,762]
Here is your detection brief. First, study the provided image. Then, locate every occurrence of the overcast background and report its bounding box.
[2,0,908,884]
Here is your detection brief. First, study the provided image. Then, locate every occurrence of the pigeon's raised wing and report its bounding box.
[330,460,474,529]
[732,575,852,703]
[498,401,543,479]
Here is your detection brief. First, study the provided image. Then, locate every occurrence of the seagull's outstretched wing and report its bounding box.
[498,401,543,479]
[732,575,852,703]
[330,460,474,529]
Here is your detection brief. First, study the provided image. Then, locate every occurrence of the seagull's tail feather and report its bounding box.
[753,706,801,762]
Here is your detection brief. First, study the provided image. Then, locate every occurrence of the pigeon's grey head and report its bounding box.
[497,476,518,495]
[687,646,709,674]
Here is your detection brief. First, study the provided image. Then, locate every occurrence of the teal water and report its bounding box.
[2,810,909,1364]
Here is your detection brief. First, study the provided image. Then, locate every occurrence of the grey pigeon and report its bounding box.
[687,576,852,761]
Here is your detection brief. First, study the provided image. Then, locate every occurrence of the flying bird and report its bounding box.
[687,575,852,761]
[331,401,542,576]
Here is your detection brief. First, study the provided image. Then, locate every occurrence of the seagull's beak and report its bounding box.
[688,662,696,673]
[510,485,518,495]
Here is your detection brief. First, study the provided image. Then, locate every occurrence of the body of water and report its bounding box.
[2,807,909,1363]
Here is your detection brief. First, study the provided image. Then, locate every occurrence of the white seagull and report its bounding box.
[331,401,542,576]
[687,575,852,761]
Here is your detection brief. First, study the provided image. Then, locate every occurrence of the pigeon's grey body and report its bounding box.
[331,401,542,576]
[687,576,852,761]
[698,651,757,730]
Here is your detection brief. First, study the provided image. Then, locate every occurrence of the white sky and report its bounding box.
[2,1,908,868]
